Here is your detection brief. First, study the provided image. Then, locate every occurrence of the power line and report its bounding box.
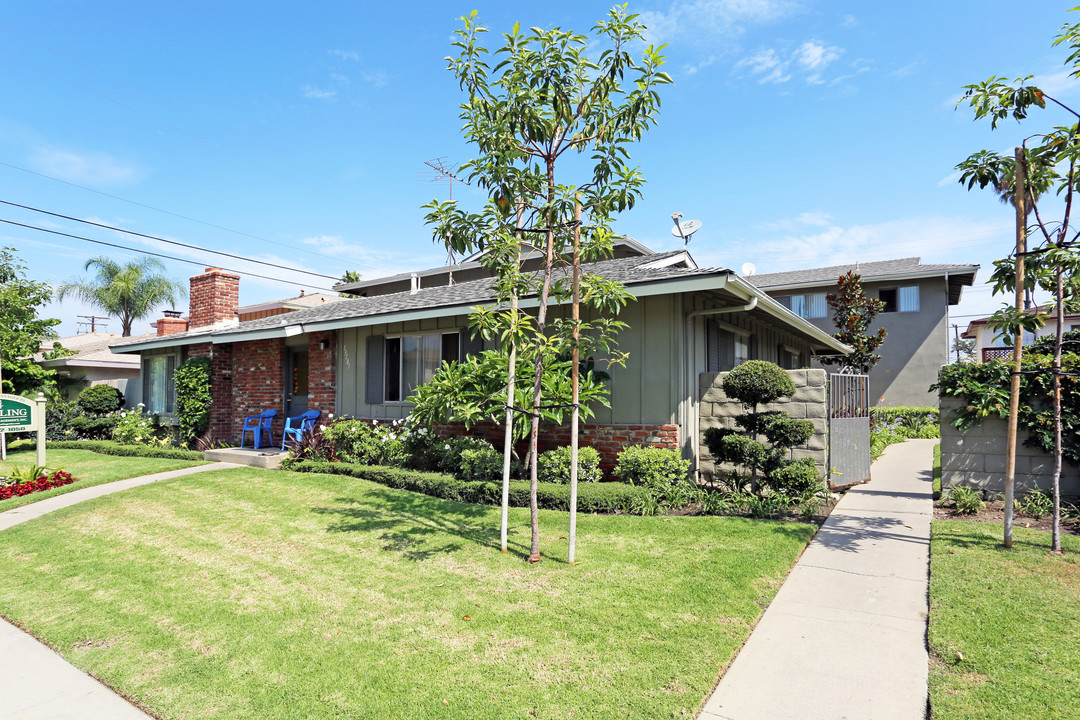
[0,218,336,292]
[0,160,359,267]
[0,199,340,281]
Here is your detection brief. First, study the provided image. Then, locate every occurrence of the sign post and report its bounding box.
[0,393,46,466]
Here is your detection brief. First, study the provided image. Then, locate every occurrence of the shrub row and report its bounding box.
[869,406,940,434]
[283,460,651,514]
[45,440,204,461]
[0,470,76,500]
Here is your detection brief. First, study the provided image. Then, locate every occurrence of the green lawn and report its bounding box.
[929,520,1080,719]
[0,447,206,511]
[0,467,814,720]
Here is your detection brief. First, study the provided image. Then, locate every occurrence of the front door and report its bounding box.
[286,349,309,417]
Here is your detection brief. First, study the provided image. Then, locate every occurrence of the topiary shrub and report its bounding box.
[537,446,602,484]
[765,457,820,496]
[77,384,124,415]
[614,445,689,487]
[174,356,212,445]
[703,360,820,497]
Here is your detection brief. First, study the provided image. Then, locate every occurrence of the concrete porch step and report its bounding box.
[203,447,287,469]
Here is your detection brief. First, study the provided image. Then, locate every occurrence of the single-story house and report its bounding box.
[963,304,1080,361]
[748,257,979,407]
[35,332,141,405]
[111,243,851,475]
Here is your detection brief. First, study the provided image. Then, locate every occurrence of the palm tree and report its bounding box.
[56,256,185,336]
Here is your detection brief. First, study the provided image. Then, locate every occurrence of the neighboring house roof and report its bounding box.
[335,236,657,295]
[36,332,140,370]
[236,291,345,315]
[749,257,979,305]
[963,304,1080,338]
[111,250,851,355]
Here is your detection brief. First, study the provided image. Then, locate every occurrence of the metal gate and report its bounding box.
[828,369,870,484]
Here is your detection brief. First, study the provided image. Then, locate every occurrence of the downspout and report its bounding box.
[684,296,760,480]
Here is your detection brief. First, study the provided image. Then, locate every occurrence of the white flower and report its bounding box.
[320,424,326,430]
[444,444,450,450]
[329,413,334,419]
[120,412,127,418]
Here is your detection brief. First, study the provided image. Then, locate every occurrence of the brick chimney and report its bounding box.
[188,267,240,329]
[156,309,189,336]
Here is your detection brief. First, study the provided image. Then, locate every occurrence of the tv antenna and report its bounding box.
[77,314,109,334]
[670,212,702,246]
[421,157,471,283]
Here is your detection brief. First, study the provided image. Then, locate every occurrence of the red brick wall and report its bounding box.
[188,267,240,329]
[430,420,680,478]
[156,316,189,336]
[225,338,286,441]
[307,331,336,418]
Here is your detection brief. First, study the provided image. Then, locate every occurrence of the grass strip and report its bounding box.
[0,466,814,719]
[0,447,206,511]
[929,520,1080,719]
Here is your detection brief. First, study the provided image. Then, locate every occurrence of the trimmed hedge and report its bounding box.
[869,406,940,434]
[284,460,650,514]
[45,440,205,461]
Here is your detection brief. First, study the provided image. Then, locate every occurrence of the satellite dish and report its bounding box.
[741,262,756,277]
[670,219,702,244]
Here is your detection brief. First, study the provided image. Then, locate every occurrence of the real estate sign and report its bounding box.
[0,393,46,465]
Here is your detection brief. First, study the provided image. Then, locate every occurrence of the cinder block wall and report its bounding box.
[698,369,828,480]
[940,395,1080,496]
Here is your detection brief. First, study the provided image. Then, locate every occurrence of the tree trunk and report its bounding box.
[527,160,558,564]
[568,198,581,564]
[1051,263,1064,554]
[501,204,524,554]
[1003,147,1027,549]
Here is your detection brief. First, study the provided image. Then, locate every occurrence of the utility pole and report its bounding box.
[953,324,961,363]
[77,314,109,333]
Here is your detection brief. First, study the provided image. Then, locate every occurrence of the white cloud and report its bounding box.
[841,14,857,29]
[891,61,920,79]
[1032,67,1080,99]
[937,171,962,187]
[734,49,790,83]
[735,40,843,85]
[640,0,798,44]
[683,55,718,76]
[301,85,337,100]
[29,149,141,186]
[329,49,360,62]
[360,70,388,89]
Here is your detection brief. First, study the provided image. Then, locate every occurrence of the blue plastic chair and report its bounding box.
[240,409,277,449]
[281,409,321,450]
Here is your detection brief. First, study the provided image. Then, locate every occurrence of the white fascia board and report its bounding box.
[40,358,140,369]
[108,334,216,354]
[757,267,979,293]
[726,275,852,355]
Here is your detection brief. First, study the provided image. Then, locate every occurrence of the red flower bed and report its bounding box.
[0,470,76,500]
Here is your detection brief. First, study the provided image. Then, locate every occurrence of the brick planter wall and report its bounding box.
[940,395,1080,496]
[425,420,679,478]
[698,368,828,480]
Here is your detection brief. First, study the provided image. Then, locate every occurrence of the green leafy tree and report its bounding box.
[422,7,670,562]
[954,9,1080,552]
[819,271,887,374]
[56,256,184,337]
[0,246,61,395]
[338,270,362,298]
[951,337,976,363]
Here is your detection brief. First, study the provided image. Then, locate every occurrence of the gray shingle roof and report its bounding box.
[748,257,978,289]
[112,251,728,349]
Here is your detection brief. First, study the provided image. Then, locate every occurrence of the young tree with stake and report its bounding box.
[422,7,670,562]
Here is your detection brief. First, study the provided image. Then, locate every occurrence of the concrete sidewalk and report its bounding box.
[700,438,936,720]
[1,460,239,719]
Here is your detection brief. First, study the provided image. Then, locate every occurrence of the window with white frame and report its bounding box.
[383,332,460,402]
[142,353,177,415]
[777,292,828,319]
[879,285,919,313]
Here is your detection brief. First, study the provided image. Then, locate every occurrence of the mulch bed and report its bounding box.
[934,498,1080,537]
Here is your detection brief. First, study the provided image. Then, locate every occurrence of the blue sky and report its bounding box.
[2,1,1078,338]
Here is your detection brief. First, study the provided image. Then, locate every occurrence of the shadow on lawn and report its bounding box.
[311,488,545,562]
